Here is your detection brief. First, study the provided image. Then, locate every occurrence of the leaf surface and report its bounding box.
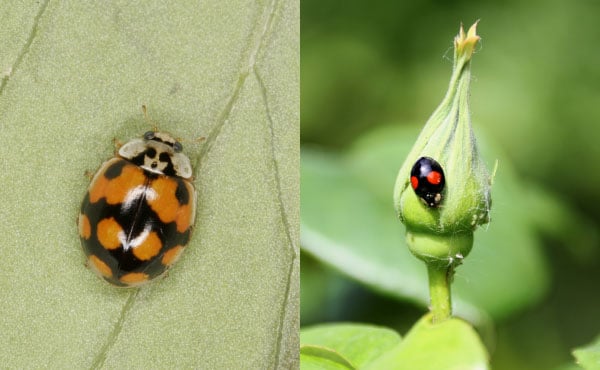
[0,1,298,368]
[301,323,401,369]
[365,314,488,370]
[573,336,600,370]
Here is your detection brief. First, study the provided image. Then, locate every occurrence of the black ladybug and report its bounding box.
[410,156,445,207]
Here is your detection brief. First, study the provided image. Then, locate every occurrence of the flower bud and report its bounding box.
[393,22,492,265]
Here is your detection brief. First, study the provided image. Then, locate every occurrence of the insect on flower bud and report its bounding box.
[393,22,492,265]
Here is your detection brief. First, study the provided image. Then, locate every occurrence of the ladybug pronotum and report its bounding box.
[78,131,196,287]
[410,156,445,208]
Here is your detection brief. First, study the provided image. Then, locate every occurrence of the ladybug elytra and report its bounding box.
[410,156,445,208]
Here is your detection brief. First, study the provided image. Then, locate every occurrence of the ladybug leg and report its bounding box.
[84,170,94,179]
[83,259,89,269]
[176,135,206,147]
[189,136,207,144]
[113,137,124,150]
[141,105,159,132]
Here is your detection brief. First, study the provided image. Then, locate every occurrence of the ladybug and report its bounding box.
[410,156,445,208]
[78,130,196,287]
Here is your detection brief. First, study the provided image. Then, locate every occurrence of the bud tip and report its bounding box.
[454,21,481,59]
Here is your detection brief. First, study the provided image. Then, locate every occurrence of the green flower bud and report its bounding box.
[393,22,492,266]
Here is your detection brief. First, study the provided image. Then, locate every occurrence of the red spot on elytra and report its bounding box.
[410,176,419,190]
[427,171,442,185]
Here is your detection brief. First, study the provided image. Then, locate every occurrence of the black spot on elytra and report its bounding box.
[104,160,126,179]
[175,180,189,205]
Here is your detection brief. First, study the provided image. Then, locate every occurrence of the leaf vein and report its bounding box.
[255,67,298,369]
[0,0,51,97]
[251,0,299,364]
[195,0,279,170]
[89,289,140,369]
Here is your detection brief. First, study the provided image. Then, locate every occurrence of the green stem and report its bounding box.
[427,263,453,322]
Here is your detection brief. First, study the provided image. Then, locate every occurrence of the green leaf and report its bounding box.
[573,336,600,370]
[301,148,429,308]
[301,323,402,369]
[0,1,298,368]
[300,318,486,370]
[301,124,550,320]
[365,314,488,370]
[300,346,356,370]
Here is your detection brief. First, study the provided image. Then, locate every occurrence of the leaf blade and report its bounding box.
[0,1,298,368]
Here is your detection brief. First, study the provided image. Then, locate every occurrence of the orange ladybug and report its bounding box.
[78,131,196,287]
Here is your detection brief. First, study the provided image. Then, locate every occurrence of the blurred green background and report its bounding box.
[300,0,600,369]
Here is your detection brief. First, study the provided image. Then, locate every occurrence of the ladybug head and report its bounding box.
[118,132,192,178]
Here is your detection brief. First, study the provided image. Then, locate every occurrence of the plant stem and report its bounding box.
[427,263,452,322]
